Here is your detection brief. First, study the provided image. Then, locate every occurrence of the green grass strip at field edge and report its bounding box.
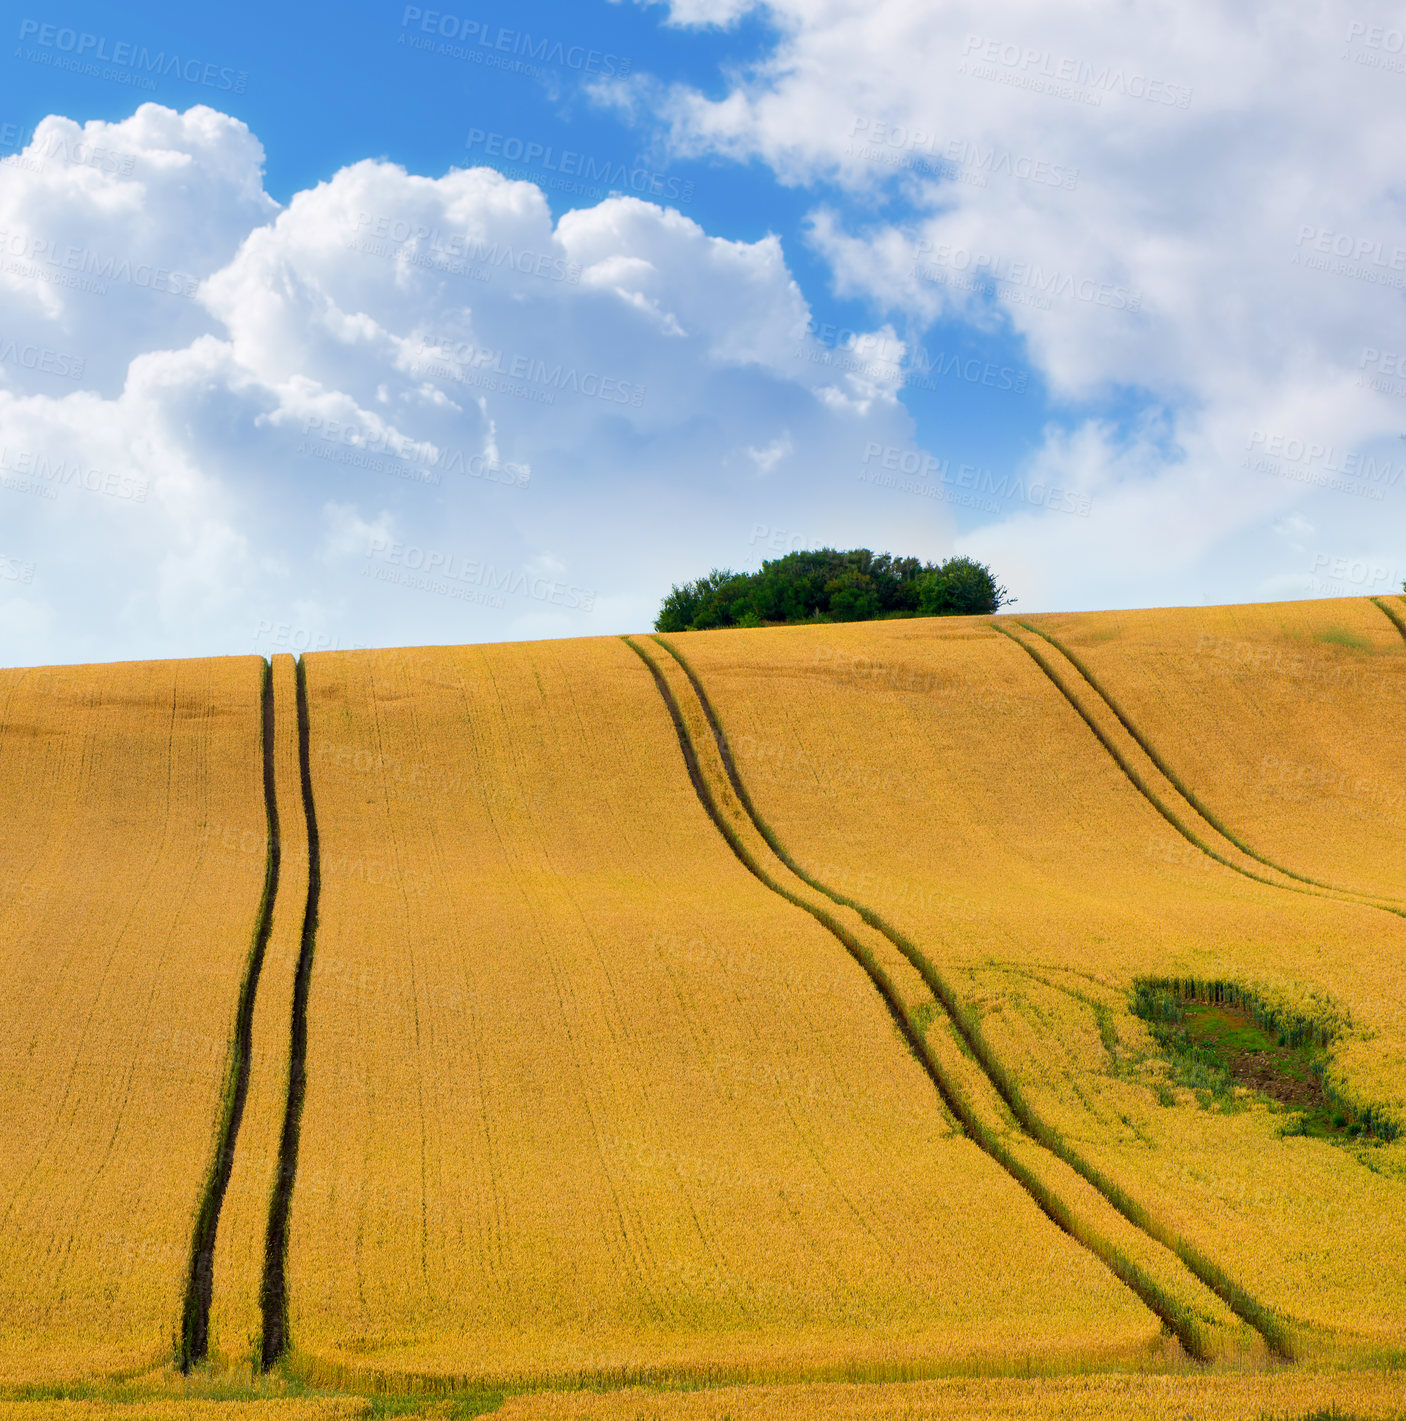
[650,632,1297,1363]
[260,655,323,1370]
[633,635,1228,1364]
[179,657,283,1370]
[1014,617,1406,913]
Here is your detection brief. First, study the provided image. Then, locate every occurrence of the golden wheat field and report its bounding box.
[2,600,1406,1419]
[282,638,1158,1390]
[661,603,1406,1363]
[0,656,271,1382]
[1025,598,1406,902]
[9,1367,1406,1421]
[627,632,1255,1367]
[495,1368,1406,1420]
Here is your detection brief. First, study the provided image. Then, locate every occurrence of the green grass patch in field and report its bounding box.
[1315,625,1372,652]
[1130,984,1378,1144]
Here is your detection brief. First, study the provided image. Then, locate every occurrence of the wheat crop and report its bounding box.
[1027,598,1406,902]
[0,1403,367,1421]
[279,637,1162,1390]
[631,633,1252,1364]
[0,656,272,1383]
[662,615,1406,1361]
[496,1366,1406,1420]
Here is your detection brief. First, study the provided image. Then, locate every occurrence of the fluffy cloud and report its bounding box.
[0,103,934,666]
[0,106,278,392]
[617,0,1406,606]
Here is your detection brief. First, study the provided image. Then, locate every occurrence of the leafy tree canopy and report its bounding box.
[654,548,1014,632]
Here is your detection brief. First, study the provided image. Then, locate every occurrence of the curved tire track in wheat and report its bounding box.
[1012,616,1404,915]
[626,635,1258,1364]
[1000,622,1404,920]
[1371,595,1406,649]
[645,632,1297,1362]
[259,655,322,1369]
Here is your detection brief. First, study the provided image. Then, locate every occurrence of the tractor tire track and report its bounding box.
[1015,617,1406,912]
[1371,594,1406,644]
[179,658,281,1369]
[259,655,322,1369]
[997,620,1406,923]
[624,634,1249,1365]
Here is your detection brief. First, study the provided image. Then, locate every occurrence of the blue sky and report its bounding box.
[1,0,1404,663]
[2,0,1047,486]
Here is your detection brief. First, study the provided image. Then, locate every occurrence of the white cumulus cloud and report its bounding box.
[615,0,1406,608]
[0,102,938,666]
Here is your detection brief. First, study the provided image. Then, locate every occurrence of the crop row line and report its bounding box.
[1371,594,1406,650]
[985,610,1406,1339]
[994,623,1404,926]
[998,616,1404,1140]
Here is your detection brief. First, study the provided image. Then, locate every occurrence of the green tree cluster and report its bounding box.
[654,548,1013,633]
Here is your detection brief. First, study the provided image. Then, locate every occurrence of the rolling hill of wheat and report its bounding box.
[277,637,1157,1389]
[1,599,1405,1418]
[661,603,1406,1364]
